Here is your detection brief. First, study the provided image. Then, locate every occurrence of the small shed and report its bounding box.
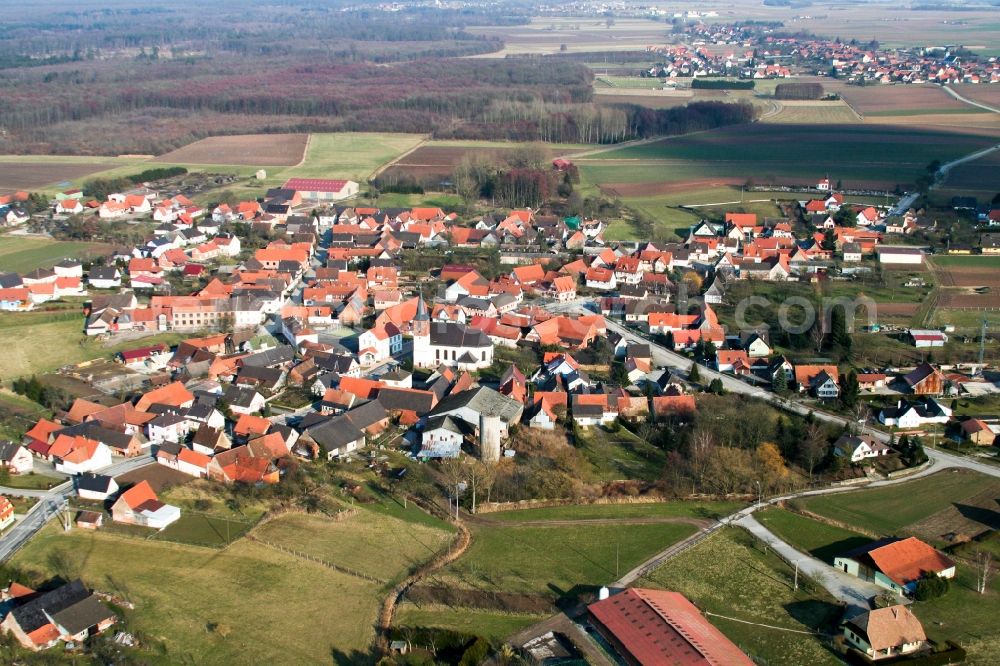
[76,510,103,530]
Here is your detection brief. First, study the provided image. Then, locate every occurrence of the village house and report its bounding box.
[833,434,893,463]
[111,481,181,530]
[835,537,955,595]
[1,580,117,651]
[0,440,33,475]
[843,605,927,661]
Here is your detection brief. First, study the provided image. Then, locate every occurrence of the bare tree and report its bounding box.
[800,423,827,482]
[438,458,466,517]
[976,550,993,594]
[810,318,827,354]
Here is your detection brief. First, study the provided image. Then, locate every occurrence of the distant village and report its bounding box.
[646,21,1000,85]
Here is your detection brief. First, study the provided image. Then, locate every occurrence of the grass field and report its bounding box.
[932,255,1000,268]
[436,521,696,598]
[152,513,255,548]
[801,470,1000,537]
[757,508,873,563]
[394,604,547,640]
[11,525,382,665]
[482,500,743,522]
[575,425,666,482]
[253,511,453,584]
[646,527,841,666]
[0,236,112,274]
[0,311,184,379]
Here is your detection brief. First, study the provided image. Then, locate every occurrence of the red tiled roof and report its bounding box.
[589,589,753,665]
[867,537,955,587]
[283,178,349,192]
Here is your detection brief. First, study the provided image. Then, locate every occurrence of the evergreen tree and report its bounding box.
[688,362,701,384]
[840,371,860,408]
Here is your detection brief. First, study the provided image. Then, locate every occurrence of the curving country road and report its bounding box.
[542,301,1000,608]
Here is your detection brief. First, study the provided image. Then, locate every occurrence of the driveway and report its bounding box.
[735,514,883,614]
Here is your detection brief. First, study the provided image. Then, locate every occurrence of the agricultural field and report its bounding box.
[578,124,996,192]
[380,139,585,182]
[832,83,971,117]
[799,470,1000,544]
[951,84,1000,110]
[936,149,1000,201]
[646,527,842,666]
[0,160,120,191]
[757,508,873,563]
[927,256,1000,314]
[154,133,309,167]
[762,100,860,125]
[10,525,383,665]
[467,17,670,56]
[0,236,112,274]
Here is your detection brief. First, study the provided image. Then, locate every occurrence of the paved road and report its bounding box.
[0,455,155,562]
[736,513,882,613]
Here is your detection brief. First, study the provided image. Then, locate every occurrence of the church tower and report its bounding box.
[412,293,431,367]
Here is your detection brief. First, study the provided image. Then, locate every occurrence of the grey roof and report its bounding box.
[58,422,134,452]
[423,415,474,437]
[0,440,23,463]
[76,472,114,493]
[9,580,108,635]
[377,388,435,415]
[52,593,116,636]
[223,385,261,409]
[241,345,296,368]
[428,386,523,423]
[305,416,365,454]
[428,322,491,349]
[88,266,120,281]
[236,365,284,387]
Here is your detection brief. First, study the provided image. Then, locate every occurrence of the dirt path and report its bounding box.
[367,135,431,182]
[376,511,472,653]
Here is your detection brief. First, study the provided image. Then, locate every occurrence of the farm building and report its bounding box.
[282,178,359,201]
[834,537,955,595]
[907,329,947,348]
[876,247,924,265]
[843,605,927,661]
[588,588,753,665]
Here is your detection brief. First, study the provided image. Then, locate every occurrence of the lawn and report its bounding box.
[0,236,112,274]
[646,527,842,666]
[394,603,548,641]
[912,562,1000,663]
[801,470,1000,536]
[575,425,666,483]
[0,471,64,491]
[11,525,383,665]
[436,521,696,598]
[482,500,743,523]
[756,508,873,564]
[253,509,453,584]
[152,513,255,548]
[0,311,184,379]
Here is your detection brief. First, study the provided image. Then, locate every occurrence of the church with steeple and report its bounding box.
[412,293,494,371]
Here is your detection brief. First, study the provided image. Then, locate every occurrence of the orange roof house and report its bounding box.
[134,382,195,412]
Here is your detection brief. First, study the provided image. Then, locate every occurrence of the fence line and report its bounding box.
[245,534,386,584]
